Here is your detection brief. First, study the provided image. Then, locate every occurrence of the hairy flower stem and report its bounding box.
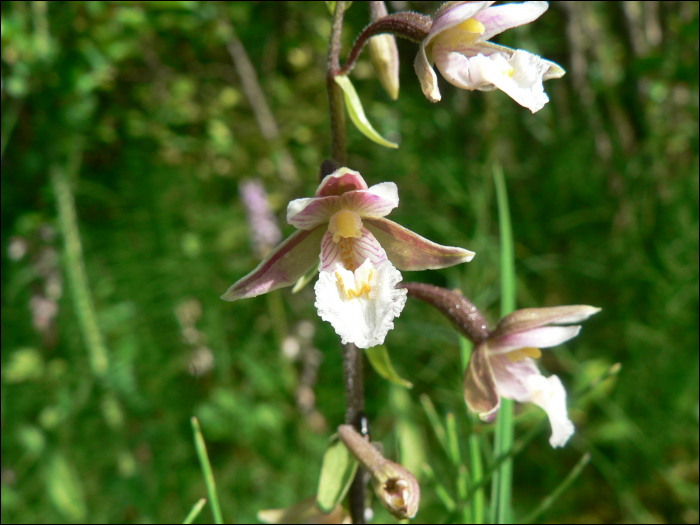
[328,0,348,166]
[400,282,490,344]
[327,2,366,522]
[338,13,432,76]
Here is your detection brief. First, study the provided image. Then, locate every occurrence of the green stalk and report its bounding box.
[460,336,485,524]
[51,143,109,379]
[492,164,515,524]
[191,417,224,524]
[183,498,207,525]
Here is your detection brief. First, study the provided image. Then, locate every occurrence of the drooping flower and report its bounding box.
[464,305,601,447]
[415,1,565,112]
[222,168,474,349]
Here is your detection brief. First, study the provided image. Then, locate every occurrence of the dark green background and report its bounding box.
[1,1,698,523]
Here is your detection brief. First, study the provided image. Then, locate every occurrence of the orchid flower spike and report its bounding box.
[222,168,474,349]
[415,1,565,112]
[464,305,601,447]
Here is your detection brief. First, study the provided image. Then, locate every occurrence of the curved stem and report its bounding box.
[338,13,432,76]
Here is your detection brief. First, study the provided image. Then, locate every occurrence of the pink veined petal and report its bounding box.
[464,343,501,421]
[287,195,340,230]
[221,226,325,302]
[319,228,387,272]
[490,354,541,402]
[489,325,582,354]
[364,217,475,271]
[340,184,399,218]
[474,1,549,42]
[415,40,442,102]
[492,305,601,339]
[316,167,368,197]
[427,1,495,47]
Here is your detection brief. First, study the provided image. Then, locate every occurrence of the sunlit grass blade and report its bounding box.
[51,143,109,379]
[422,462,456,513]
[183,498,207,524]
[419,394,449,457]
[492,163,515,524]
[519,453,591,524]
[191,417,224,524]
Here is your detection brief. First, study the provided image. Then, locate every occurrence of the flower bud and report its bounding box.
[337,424,420,519]
[368,2,400,100]
[370,460,420,519]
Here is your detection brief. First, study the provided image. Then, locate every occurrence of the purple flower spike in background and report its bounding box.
[223,168,474,349]
[464,305,601,447]
[239,179,283,259]
[415,1,565,112]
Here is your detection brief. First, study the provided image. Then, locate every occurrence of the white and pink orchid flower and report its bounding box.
[464,305,600,447]
[415,1,565,112]
[222,167,475,349]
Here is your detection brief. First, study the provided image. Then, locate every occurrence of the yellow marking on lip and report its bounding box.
[506,347,542,363]
[456,18,485,34]
[335,269,374,299]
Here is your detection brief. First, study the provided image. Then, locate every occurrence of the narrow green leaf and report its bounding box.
[183,498,207,524]
[334,75,399,149]
[365,345,412,388]
[519,453,591,524]
[291,263,319,294]
[317,437,359,513]
[191,417,224,524]
[420,393,448,456]
[492,163,515,524]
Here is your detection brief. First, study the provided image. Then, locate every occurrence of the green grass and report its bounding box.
[1,2,698,523]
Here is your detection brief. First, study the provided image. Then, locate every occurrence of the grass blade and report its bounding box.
[519,453,591,524]
[492,163,516,524]
[183,498,207,524]
[191,417,224,524]
[51,142,109,379]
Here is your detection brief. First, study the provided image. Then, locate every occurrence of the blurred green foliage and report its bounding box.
[1,1,697,523]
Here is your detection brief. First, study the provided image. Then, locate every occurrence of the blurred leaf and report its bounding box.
[365,345,412,388]
[316,436,358,513]
[3,348,43,383]
[334,75,398,149]
[45,453,87,522]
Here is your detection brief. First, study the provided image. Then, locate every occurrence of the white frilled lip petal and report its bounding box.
[364,217,475,271]
[489,325,582,353]
[314,259,407,349]
[319,228,387,272]
[490,355,574,448]
[221,226,325,302]
[287,186,399,231]
[471,51,550,113]
[473,1,549,42]
[316,167,368,197]
[526,374,575,447]
[433,48,481,90]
